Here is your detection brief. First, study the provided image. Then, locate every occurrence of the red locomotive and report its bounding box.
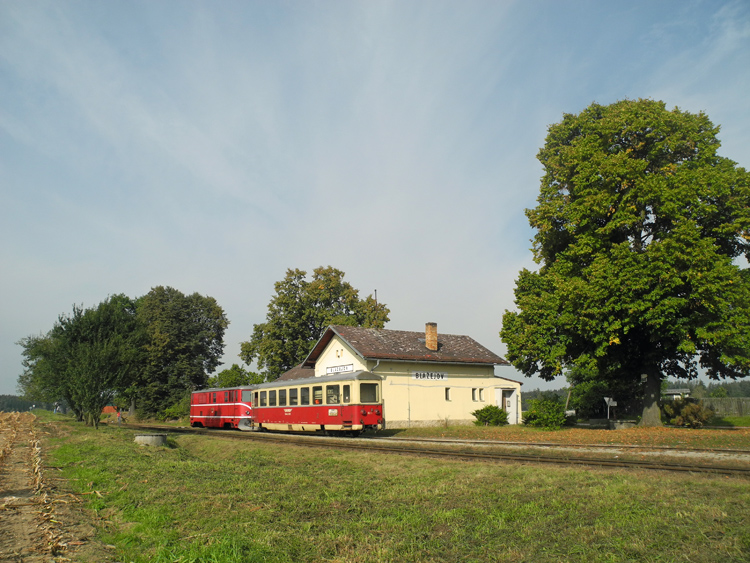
[190,371,384,436]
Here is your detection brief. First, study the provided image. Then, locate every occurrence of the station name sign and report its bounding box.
[412,371,447,381]
[326,364,353,374]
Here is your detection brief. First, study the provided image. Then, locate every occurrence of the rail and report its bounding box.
[119,423,750,478]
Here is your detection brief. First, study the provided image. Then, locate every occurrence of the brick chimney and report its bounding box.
[425,322,438,351]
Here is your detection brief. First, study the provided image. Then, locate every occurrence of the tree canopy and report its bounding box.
[136,286,229,415]
[240,266,390,380]
[500,99,750,426]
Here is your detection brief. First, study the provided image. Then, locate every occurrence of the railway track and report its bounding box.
[123,423,750,477]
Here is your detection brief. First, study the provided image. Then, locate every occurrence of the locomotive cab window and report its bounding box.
[279,389,287,406]
[301,387,310,405]
[326,385,340,405]
[289,388,298,406]
[242,390,253,404]
[313,386,323,405]
[360,383,379,403]
[342,385,350,404]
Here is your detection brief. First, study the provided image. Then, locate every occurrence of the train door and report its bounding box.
[495,388,518,425]
[209,391,220,427]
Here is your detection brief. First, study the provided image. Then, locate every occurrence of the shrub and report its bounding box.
[662,398,714,428]
[471,405,509,426]
[523,396,570,430]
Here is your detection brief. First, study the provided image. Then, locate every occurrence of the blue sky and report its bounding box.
[1,1,749,396]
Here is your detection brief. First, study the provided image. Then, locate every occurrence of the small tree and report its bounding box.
[472,405,509,426]
[206,364,264,388]
[523,394,570,430]
[662,398,714,428]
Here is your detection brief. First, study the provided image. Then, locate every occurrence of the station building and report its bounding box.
[278,323,522,428]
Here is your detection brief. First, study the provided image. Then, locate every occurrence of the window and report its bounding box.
[479,389,485,401]
[213,393,217,403]
[289,388,298,406]
[279,389,287,406]
[360,383,378,403]
[472,388,478,401]
[301,387,310,405]
[259,391,267,407]
[445,388,451,401]
[326,385,340,404]
[313,386,323,405]
[242,390,253,404]
[269,390,277,407]
[342,385,350,404]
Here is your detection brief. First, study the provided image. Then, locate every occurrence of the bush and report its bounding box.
[471,405,509,426]
[662,398,714,428]
[523,396,571,430]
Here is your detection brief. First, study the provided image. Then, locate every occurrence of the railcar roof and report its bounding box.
[194,371,381,394]
[252,370,381,390]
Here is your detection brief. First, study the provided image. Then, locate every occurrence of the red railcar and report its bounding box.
[190,371,384,436]
[190,386,254,430]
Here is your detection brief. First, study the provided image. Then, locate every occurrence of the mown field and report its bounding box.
[42,415,750,563]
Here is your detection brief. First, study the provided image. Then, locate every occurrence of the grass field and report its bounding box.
[41,415,750,563]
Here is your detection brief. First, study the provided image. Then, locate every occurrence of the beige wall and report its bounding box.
[313,335,522,428]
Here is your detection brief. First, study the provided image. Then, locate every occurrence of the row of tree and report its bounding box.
[17,287,228,427]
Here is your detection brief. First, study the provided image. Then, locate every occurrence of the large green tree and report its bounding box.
[501,99,750,426]
[18,294,143,427]
[240,266,390,380]
[136,286,229,415]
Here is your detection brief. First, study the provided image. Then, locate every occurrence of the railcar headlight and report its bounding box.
[245,410,251,415]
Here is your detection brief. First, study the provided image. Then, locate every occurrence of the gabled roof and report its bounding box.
[303,325,509,367]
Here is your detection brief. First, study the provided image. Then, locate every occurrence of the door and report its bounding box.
[495,388,519,425]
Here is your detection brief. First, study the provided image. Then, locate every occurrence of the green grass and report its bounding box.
[45,418,750,563]
[709,415,750,427]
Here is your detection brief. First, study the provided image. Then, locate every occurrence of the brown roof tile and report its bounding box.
[304,325,509,367]
[277,364,316,381]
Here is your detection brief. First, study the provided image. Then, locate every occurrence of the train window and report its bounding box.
[342,385,350,403]
[224,391,229,402]
[279,389,287,406]
[213,393,217,403]
[313,386,323,405]
[289,388,298,406]
[242,390,253,404]
[360,383,378,403]
[326,385,340,404]
[300,387,310,405]
[259,391,267,407]
[269,390,277,406]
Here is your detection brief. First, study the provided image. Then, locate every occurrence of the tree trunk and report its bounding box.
[640,369,662,427]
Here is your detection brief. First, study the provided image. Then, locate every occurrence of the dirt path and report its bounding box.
[0,413,109,563]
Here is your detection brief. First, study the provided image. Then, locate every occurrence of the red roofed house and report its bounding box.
[278,323,522,428]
